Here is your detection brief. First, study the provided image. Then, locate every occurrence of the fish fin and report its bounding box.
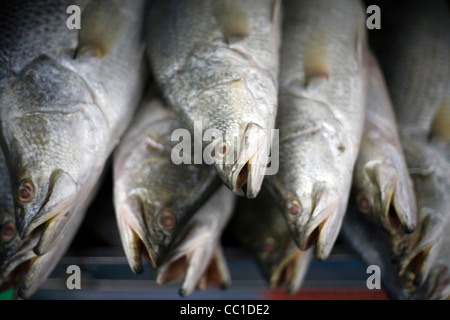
[213,0,249,43]
[303,31,330,90]
[429,97,450,143]
[74,0,127,58]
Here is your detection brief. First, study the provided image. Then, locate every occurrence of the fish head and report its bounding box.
[0,56,109,254]
[267,174,342,260]
[0,212,23,283]
[352,159,417,234]
[114,136,220,273]
[213,122,272,199]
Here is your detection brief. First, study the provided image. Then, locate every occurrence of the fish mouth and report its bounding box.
[228,123,270,198]
[116,196,158,272]
[373,163,417,234]
[0,233,40,291]
[399,244,435,290]
[291,184,340,260]
[269,245,313,295]
[15,170,78,255]
[156,229,230,297]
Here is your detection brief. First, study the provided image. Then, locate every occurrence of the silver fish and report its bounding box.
[341,206,409,300]
[371,0,450,292]
[156,186,236,297]
[351,52,417,235]
[0,146,27,291]
[113,97,221,273]
[0,0,146,255]
[267,0,368,259]
[147,0,282,198]
[231,188,313,295]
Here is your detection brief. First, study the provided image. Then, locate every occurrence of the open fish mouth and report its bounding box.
[116,196,158,272]
[270,245,313,295]
[15,170,78,256]
[399,244,435,290]
[289,184,340,260]
[0,233,40,292]
[228,123,271,198]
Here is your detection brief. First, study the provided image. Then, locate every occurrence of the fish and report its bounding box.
[370,0,450,142]
[147,0,282,198]
[113,97,222,273]
[369,0,450,292]
[0,0,146,255]
[266,0,368,260]
[0,149,105,299]
[341,205,409,300]
[351,52,417,235]
[231,188,313,295]
[0,146,27,291]
[391,141,450,295]
[156,186,236,297]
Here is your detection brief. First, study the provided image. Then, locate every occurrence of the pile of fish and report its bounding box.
[0,0,449,300]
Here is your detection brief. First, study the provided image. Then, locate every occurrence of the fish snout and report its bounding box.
[227,123,271,198]
[14,170,78,253]
[373,163,417,234]
[116,195,159,272]
[286,184,340,259]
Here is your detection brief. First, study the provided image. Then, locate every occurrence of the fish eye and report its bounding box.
[1,221,16,242]
[159,211,176,230]
[287,199,301,216]
[263,237,276,253]
[216,141,229,158]
[356,191,370,214]
[18,180,35,203]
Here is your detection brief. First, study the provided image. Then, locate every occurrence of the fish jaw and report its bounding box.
[269,245,313,295]
[157,239,231,298]
[283,183,340,260]
[220,123,271,199]
[397,217,442,291]
[0,232,40,289]
[372,162,417,235]
[115,194,158,272]
[14,169,78,250]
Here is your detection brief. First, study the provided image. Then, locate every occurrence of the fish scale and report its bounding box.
[267,0,368,260]
[113,98,222,272]
[0,0,146,278]
[147,0,281,198]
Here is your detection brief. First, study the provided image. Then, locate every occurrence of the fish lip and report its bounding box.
[296,197,340,257]
[228,123,269,198]
[16,170,78,250]
[269,245,306,294]
[374,164,417,235]
[0,235,39,285]
[399,243,436,290]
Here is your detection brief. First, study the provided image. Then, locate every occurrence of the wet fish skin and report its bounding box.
[231,188,313,294]
[147,0,281,198]
[156,186,236,297]
[267,0,368,260]
[0,0,146,254]
[370,0,450,140]
[341,206,409,300]
[113,98,222,273]
[369,0,450,293]
[351,52,417,235]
